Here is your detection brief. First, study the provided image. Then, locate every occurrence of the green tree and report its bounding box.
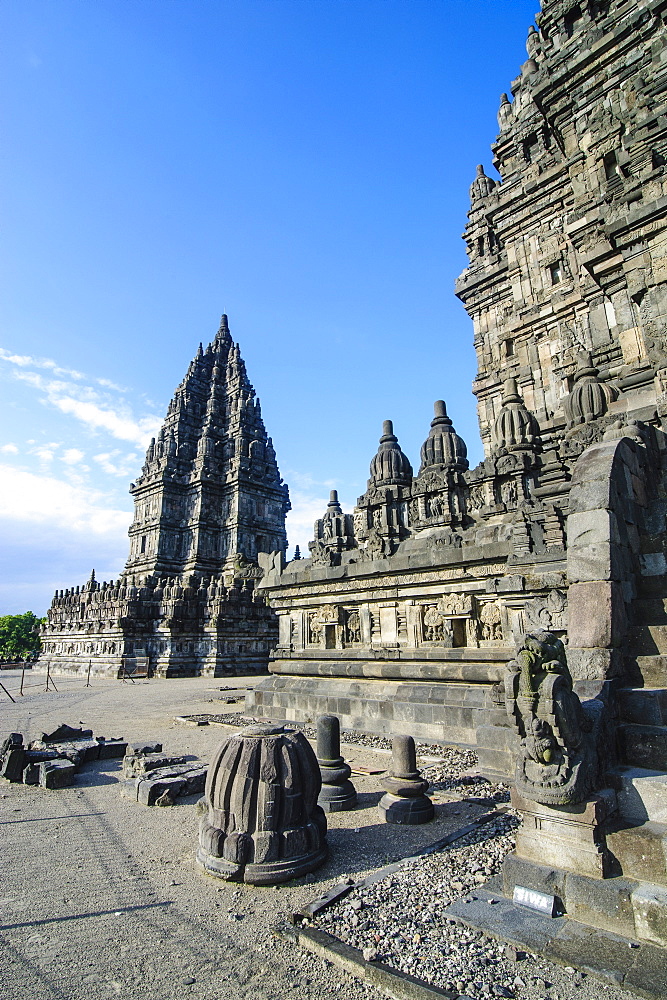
[0,612,45,659]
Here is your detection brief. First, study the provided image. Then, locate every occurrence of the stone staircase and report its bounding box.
[588,583,667,947]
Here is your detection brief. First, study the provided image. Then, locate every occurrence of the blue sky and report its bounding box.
[0,0,538,615]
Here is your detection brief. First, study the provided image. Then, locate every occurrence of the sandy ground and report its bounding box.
[0,670,489,1000]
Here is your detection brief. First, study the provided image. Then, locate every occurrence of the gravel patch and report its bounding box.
[312,750,641,1000]
[315,811,521,994]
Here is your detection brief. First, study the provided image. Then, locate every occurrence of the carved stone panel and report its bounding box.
[479,601,504,644]
[343,609,361,645]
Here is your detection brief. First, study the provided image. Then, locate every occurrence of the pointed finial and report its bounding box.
[502,377,521,403]
[431,400,452,427]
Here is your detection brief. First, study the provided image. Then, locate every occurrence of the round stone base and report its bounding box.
[378,791,434,825]
[318,779,358,812]
[197,845,328,885]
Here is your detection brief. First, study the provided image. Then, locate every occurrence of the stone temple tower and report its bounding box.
[126,314,288,581]
[39,316,290,678]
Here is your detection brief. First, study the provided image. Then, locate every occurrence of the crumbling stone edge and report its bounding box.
[279,922,458,1000]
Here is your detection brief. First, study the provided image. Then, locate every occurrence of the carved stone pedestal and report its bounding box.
[316,715,357,813]
[378,735,434,825]
[198,724,327,885]
[511,787,617,880]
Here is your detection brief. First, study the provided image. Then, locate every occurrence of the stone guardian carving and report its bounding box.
[505,631,605,805]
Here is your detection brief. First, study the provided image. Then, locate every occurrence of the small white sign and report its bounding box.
[513,885,557,916]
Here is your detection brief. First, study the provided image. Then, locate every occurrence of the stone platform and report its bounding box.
[247,647,517,772]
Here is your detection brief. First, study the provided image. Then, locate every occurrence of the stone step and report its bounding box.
[606,818,667,887]
[618,723,667,771]
[637,574,667,599]
[484,858,667,958]
[627,655,667,688]
[618,688,667,726]
[630,596,667,626]
[611,765,667,824]
[626,624,667,656]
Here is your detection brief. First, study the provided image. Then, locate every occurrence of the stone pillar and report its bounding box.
[316,715,357,812]
[378,734,434,825]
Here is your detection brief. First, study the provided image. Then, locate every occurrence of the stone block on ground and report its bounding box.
[1,748,27,782]
[131,763,207,804]
[54,739,101,763]
[41,724,93,743]
[22,763,40,785]
[39,759,77,789]
[127,741,162,755]
[137,774,188,806]
[120,777,141,801]
[1,733,23,755]
[122,752,189,778]
[96,738,128,759]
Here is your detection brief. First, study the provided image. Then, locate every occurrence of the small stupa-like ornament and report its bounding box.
[419,401,468,474]
[563,352,618,430]
[492,378,540,453]
[368,420,413,487]
[469,164,497,203]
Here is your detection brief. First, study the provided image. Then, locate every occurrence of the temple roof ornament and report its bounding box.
[492,378,541,454]
[562,352,618,429]
[497,93,513,131]
[526,24,541,59]
[368,420,413,487]
[469,164,497,203]
[419,400,468,474]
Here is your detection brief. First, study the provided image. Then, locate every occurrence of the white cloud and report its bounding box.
[33,447,56,462]
[97,377,126,392]
[0,348,84,380]
[0,462,131,536]
[52,396,159,445]
[0,464,131,614]
[0,443,18,454]
[93,450,141,477]
[1,349,162,447]
[62,448,85,465]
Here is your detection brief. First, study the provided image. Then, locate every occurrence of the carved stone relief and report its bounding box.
[479,601,504,643]
[344,610,361,644]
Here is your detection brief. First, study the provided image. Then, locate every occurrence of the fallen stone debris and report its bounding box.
[121,741,207,805]
[0,724,127,789]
